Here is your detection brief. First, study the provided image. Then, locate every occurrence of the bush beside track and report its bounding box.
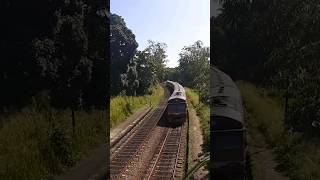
[185,88,209,152]
[238,81,320,180]
[110,84,164,129]
[0,101,105,179]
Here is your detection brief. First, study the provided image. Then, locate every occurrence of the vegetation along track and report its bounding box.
[110,98,168,178]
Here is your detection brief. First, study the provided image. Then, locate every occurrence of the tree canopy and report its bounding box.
[0,0,109,111]
[178,41,210,101]
[110,13,138,95]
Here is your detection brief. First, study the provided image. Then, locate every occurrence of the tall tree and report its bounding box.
[110,14,138,95]
[135,41,168,95]
[83,0,109,109]
[0,0,55,108]
[178,41,210,101]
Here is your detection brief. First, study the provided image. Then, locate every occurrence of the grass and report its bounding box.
[0,101,105,180]
[238,81,320,180]
[238,81,285,180]
[185,88,210,152]
[184,88,210,179]
[110,84,164,129]
[238,81,284,146]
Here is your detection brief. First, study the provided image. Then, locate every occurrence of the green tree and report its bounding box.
[110,14,138,95]
[121,58,139,96]
[83,1,109,109]
[178,41,210,101]
[135,40,168,95]
[135,51,154,95]
[0,0,55,108]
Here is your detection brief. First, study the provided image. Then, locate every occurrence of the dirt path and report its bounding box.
[188,106,209,179]
[247,127,289,180]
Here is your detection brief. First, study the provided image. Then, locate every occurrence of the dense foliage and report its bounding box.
[213,0,320,134]
[110,14,167,96]
[0,1,108,178]
[135,41,168,94]
[0,0,109,111]
[110,13,138,95]
[178,41,210,102]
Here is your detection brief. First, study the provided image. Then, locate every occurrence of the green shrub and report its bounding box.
[185,88,200,108]
[238,81,284,146]
[0,102,105,179]
[110,84,164,128]
[185,88,209,152]
[238,81,320,180]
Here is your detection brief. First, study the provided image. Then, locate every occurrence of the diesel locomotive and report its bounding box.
[165,81,187,124]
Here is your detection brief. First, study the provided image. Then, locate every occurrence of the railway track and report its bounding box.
[110,85,186,180]
[145,124,185,180]
[110,100,167,179]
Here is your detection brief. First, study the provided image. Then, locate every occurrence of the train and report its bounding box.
[210,67,247,179]
[165,81,187,124]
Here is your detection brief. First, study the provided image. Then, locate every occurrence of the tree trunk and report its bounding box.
[284,90,289,129]
[71,108,75,135]
[284,77,289,128]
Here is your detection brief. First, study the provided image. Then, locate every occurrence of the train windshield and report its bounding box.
[167,103,186,113]
[176,103,186,111]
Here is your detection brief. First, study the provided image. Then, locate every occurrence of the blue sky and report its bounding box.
[111,0,210,68]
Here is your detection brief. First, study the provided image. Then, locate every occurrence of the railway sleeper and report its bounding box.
[164,144,179,147]
[161,155,176,161]
[110,160,127,165]
[159,155,176,159]
[156,162,174,166]
[155,165,174,169]
[117,150,136,154]
[123,144,140,149]
[153,171,174,176]
[116,154,134,158]
[117,152,136,155]
[162,147,178,150]
[163,145,178,149]
[127,140,144,144]
[117,151,136,156]
[161,151,178,155]
[131,135,146,139]
[159,156,177,160]
[112,158,131,163]
[159,156,176,159]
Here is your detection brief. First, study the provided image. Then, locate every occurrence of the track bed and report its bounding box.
[110,108,186,179]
